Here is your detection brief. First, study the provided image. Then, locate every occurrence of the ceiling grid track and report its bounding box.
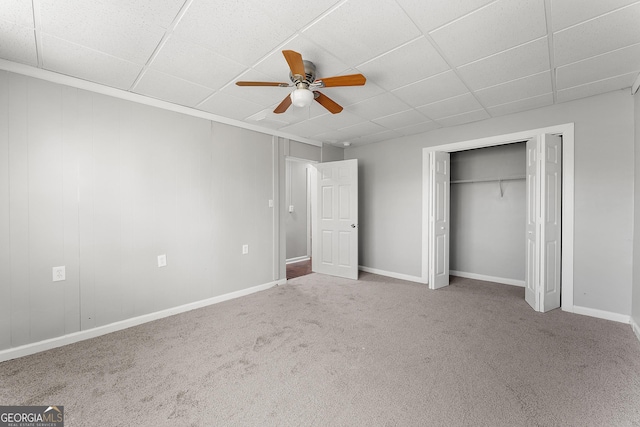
[128,0,194,92]
[393,0,498,119]
[543,0,558,103]
[31,0,43,68]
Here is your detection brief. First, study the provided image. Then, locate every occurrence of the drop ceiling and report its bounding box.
[1,0,639,147]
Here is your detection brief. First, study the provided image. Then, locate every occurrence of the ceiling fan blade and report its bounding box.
[316,74,366,87]
[314,92,343,114]
[274,94,292,114]
[282,50,306,78]
[236,81,290,87]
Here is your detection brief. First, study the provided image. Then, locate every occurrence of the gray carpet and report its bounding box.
[1,273,640,426]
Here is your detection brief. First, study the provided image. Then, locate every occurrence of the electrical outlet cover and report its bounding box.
[52,266,66,282]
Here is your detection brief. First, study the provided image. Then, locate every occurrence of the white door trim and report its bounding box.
[421,123,574,312]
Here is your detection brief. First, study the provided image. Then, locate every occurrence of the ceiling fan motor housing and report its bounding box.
[290,60,316,88]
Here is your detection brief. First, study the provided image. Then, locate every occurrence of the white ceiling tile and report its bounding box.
[457,37,550,90]
[357,37,450,91]
[302,0,421,67]
[475,71,552,107]
[557,72,638,103]
[435,109,490,127]
[487,93,554,117]
[150,35,246,90]
[315,81,386,107]
[372,109,430,129]
[396,120,441,136]
[2,0,35,27]
[556,43,640,89]
[313,129,350,143]
[198,92,266,120]
[554,3,640,66]
[396,0,494,32]
[0,21,37,66]
[430,0,547,66]
[309,110,367,131]
[254,0,343,32]
[348,93,411,120]
[252,35,350,82]
[392,71,468,107]
[134,69,213,107]
[174,0,295,66]
[42,35,142,90]
[338,121,387,139]
[350,130,403,145]
[417,93,483,120]
[39,0,183,64]
[278,119,334,138]
[550,0,639,31]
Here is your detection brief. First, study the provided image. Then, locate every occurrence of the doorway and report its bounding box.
[422,124,574,313]
[285,158,313,279]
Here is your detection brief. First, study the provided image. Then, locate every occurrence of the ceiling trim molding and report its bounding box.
[0,59,323,147]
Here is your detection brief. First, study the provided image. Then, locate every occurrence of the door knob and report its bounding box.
[351,224,357,228]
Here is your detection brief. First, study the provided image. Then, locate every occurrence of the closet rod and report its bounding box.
[450,175,525,184]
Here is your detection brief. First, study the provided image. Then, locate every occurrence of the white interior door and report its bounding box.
[429,151,450,289]
[311,159,358,280]
[525,134,562,312]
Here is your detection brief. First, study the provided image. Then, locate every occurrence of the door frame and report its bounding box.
[421,123,574,313]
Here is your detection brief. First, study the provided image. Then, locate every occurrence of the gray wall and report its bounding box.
[285,159,309,260]
[346,89,635,316]
[633,87,640,330]
[321,143,345,162]
[0,71,278,350]
[450,143,526,282]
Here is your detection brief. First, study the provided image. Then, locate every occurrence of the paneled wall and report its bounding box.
[0,71,276,351]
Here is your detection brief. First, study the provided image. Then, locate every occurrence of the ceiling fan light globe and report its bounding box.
[290,88,314,108]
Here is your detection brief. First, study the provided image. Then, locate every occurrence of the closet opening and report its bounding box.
[422,124,574,313]
[449,141,527,288]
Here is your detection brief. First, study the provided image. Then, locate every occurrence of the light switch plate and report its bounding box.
[242,244,249,255]
[157,254,167,267]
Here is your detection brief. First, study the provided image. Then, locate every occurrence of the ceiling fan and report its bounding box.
[235,50,366,114]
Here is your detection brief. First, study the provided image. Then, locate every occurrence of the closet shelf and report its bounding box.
[450,175,526,184]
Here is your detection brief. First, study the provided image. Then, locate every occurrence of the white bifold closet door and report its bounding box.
[525,134,562,312]
[429,151,450,289]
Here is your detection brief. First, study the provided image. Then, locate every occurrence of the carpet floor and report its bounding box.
[1,273,639,426]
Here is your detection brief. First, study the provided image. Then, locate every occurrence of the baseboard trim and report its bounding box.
[359,266,426,284]
[630,317,640,343]
[450,270,525,287]
[572,305,630,324]
[286,256,310,264]
[0,279,285,363]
